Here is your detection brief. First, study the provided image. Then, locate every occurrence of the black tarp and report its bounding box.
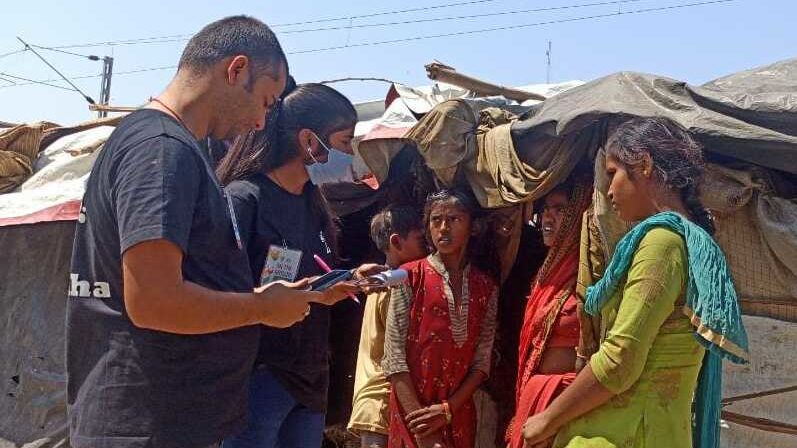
[512,57,797,176]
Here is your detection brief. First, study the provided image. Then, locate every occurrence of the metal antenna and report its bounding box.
[546,40,552,84]
[17,36,96,104]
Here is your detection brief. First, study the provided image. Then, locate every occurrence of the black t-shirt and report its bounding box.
[66,109,259,448]
[227,174,332,412]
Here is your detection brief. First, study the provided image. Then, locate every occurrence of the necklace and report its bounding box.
[149,97,189,131]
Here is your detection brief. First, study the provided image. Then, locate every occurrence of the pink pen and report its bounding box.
[313,254,360,304]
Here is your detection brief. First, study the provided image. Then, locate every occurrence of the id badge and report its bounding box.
[260,245,303,286]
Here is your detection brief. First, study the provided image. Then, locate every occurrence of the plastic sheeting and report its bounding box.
[0,126,114,226]
[514,58,797,175]
[0,221,74,448]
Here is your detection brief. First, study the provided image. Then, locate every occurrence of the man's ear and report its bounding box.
[225,55,250,86]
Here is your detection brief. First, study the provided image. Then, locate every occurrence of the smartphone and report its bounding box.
[308,269,353,291]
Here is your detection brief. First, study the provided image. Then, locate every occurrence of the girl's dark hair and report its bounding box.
[423,189,501,281]
[216,82,358,259]
[608,116,715,235]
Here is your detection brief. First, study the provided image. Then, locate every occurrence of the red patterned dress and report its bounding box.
[382,254,498,448]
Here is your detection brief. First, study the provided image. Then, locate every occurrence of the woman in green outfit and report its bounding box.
[520,116,749,448]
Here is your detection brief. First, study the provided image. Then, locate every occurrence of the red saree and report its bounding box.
[506,179,592,448]
[506,249,579,448]
[388,257,496,448]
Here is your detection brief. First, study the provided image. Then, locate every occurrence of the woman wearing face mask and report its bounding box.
[505,176,592,448]
[216,82,375,448]
[520,116,748,448]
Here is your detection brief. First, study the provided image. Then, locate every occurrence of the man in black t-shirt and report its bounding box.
[66,16,356,448]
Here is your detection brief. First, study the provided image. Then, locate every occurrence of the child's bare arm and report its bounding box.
[448,370,486,413]
[389,372,424,415]
[383,284,422,412]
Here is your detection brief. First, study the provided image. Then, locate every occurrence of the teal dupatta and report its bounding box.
[585,211,749,448]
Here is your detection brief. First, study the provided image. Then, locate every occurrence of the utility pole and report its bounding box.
[546,40,552,84]
[98,57,114,118]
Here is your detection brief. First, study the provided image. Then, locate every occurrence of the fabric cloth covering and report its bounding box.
[0,116,124,195]
[515,58,797,175]
[700,164,797,310]
[360,58,797,213]
[391,99,584,209]
[0,121,59,193]
[0,126,115,226]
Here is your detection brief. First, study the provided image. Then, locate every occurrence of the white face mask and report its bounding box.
[307,131,347,165]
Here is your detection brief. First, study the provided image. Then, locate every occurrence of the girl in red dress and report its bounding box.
[383,189,500,448]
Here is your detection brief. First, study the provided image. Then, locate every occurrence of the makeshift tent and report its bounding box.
[352,57,797,447]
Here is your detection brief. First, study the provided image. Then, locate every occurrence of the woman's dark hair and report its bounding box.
[216,82,358,259]
[423,189,501,281]
[608,116,715,235]
[217,81,356,184]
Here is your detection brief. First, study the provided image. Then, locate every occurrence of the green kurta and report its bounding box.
[554,228,705,448]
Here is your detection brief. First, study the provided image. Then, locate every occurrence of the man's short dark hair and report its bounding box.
[179,15,288,80]
[370,205,423,253]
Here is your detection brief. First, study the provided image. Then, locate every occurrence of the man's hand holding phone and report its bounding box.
[254,279,316,328]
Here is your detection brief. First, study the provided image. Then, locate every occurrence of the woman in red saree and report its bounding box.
[383,189,500,448]
[506,178,592,448]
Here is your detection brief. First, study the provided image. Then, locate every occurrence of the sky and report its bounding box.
[0,0,794,125]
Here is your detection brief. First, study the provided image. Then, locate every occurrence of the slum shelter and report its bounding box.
[347,57,797,448]
[2,57,796,448]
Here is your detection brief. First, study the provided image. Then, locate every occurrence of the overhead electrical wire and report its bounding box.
[279,0,646,34]
[0,48,27,60]
[0,71,79,92]
[0,0,734,91]
[289,0,734,53]
[29,44,102,61]
[48,0,509,49]
[45,0,644,48]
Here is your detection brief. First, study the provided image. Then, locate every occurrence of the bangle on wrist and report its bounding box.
[441,400,452,424]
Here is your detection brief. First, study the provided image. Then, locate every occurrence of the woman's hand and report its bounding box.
[522,412,558,448]
[352,263,388,281]
[314,280,361,306]
[407,404,448,438]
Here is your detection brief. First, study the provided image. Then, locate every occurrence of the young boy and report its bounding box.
[349,205,429,448]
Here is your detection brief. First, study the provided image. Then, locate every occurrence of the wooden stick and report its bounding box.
[425,61,546,102]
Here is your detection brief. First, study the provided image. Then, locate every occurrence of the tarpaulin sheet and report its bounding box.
[0,221,74,448]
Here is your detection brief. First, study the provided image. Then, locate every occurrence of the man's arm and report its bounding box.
[123,239,344,334]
